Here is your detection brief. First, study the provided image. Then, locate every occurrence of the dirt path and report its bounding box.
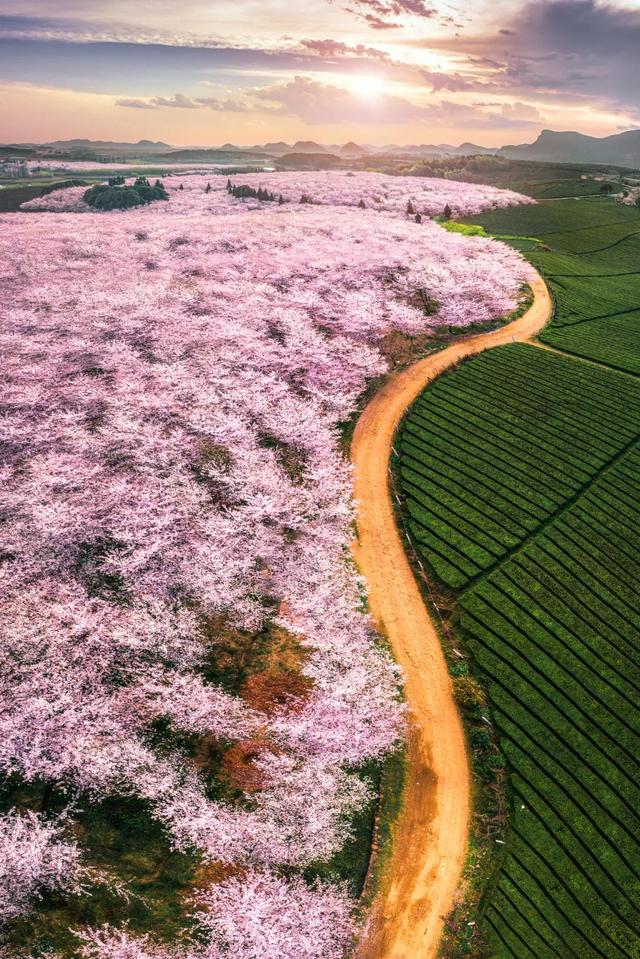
[351,274,552,959]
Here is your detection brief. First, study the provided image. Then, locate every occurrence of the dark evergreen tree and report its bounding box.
[415,212,422,224]
[443,203,452,220]
[358,199,366,209]
[406,200,415,215]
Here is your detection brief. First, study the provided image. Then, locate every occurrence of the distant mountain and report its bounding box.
[291,140,328,154]
[0,144,37,156]
[262,142,292,156]
[340,142,368,157]
[277,152,342,170]
[454,142,498,156]
[499,129,640,166]
[157,147,267,162]
[44,139,172,151]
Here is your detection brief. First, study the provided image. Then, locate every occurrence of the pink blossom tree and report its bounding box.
[0,811,86,922]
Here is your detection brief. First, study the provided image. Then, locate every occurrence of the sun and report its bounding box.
[347,74,386,99]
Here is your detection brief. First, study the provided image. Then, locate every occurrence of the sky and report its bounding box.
[1,0,639,146]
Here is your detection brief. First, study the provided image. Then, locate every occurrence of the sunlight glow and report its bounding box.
[347,74,386,99]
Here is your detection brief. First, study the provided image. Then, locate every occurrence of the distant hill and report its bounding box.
[291,140,328,154]
[262,142,292,156]
[0,144,37,157]
[43,139,173,152]
[157,147,268,162]
[500,129,640,166]
[340,142,368,157]
[276,152,342,170]
[454,142,498,156]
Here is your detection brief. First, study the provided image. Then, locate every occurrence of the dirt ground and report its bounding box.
[351,275,553,959]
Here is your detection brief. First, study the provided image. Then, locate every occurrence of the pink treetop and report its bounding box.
[79,872,354,959]
[0,811,86,922]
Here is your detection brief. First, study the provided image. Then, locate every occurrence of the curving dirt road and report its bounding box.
[351,273,552,959]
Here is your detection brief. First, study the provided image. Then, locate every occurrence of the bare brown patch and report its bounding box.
[222,739,273,793]
[242,669,313,715]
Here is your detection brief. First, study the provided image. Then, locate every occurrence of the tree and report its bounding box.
[0,811,87,921]
[599,182,614,195]
[406,199,415,215]
[443,203,452,220]
[205,182,212,193]
[195,871,355,959]
[636,195,640,211]
[415,213,422,224]
[358,199,366,209]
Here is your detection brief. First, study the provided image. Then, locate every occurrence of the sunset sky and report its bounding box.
[1,0,639,146]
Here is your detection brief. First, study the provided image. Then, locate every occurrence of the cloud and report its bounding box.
[299,38,390,60]
[115,97,157,109]
[253,74,422,123]
[195,96,248,112]
[252,74,541,128]
[500,100,541,121]
[339,0,436,30]
[115,92,248,112]
[429,0,640,116]
[421,69,479,93]
[149,92,200,108]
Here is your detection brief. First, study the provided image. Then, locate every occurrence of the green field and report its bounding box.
[464,197,640,375]
[397,344,640,958]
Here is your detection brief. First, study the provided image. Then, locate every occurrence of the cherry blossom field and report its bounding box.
[1,173,533,959]
[22,169,532,219]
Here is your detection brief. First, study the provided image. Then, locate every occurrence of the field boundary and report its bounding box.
[351,272,552,959]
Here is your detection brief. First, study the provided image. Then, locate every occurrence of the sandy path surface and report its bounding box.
[352,273,552,959]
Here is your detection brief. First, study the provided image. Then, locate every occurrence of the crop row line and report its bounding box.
[459,431,640,593]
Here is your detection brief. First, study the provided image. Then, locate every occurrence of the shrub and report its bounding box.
[228,183,278,202]
[452,675,486,714]
[84,178,168,211]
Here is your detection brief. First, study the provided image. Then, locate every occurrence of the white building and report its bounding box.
[0,159,30,178]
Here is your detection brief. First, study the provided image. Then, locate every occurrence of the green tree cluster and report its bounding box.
[84,177,168,211]
[226,181,283,203]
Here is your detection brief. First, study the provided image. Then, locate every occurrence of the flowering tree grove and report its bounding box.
[1,172,534,957]
[0,811,86,922]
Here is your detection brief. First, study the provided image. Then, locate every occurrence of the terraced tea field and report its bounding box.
[465,197,640,374]
[396,344,640,958]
